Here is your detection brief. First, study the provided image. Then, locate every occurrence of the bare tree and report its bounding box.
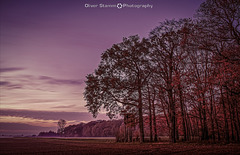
[58,119,67,136]
[149,18,194,143]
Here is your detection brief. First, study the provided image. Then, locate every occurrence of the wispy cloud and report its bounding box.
[0,71,85,109]
[0,109,109,122]
[0,67,25,73]
[1,74,84,91]
[0,81,9,85]
[12,99,61,104]
[39,76,83,86]
[0,81,23,89]
[52,104,77,109]
[0,116,57,127]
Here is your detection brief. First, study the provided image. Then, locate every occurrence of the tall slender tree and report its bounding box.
[150,18,194,142]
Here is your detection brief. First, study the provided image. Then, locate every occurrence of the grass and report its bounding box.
[0,137,239,154]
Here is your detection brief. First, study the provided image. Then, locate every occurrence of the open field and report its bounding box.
[0,138,240,155]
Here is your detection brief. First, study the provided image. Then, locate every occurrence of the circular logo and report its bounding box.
[117,3,123,9]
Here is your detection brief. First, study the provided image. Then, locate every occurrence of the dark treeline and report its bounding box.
[38,120,122,137]
[84,0,240,143]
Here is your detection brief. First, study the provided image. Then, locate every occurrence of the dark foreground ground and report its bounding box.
[0,138,240,155]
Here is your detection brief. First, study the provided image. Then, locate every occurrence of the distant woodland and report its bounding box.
[39,120,122,137]
[84,0,240,143]
[38,118,168,139]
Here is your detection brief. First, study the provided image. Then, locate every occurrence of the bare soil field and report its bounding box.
[0,138,239,155]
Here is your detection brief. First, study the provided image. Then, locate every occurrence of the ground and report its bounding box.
[0,138,239,154]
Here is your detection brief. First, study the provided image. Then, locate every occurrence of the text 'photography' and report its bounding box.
[85,3,154,9]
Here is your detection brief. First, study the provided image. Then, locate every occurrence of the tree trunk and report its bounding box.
[169,89,176,143]
[176,116,179,141]
[186,113,192,141]
[198,102,204,140]
[152,89,158,142]
[128,126,132,142]
[160,95,170,130]
[147,86,153,142]
[234,100,240,142]
[227,92,235,141]
[229,104,235,141]
[196,118,200,140]
[235,102,240,137]
[213,100,221,141]
[138,86,144,143]
[210,89,215,142]
[124,115,128,142]
[179,84,187,141]
[202,95,209,140]
[221,87,230,143]
[169,55,176,143]
[231,93,239,142]
[215,118,221,141]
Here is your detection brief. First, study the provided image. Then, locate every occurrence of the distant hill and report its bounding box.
[63,120,123,137]
[38,120,123,137]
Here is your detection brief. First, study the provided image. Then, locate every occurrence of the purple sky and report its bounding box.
[0,0,205,135]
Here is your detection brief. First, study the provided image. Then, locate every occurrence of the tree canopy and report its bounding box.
[84,0,240,143]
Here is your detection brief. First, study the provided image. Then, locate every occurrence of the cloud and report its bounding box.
[0,81,9,86]
[0,67,25,73]
[39,76,83,86]
[0,73,85,111]
[52,104,77,109]
[0,81,23,89]
[14,99,60,104]
[0,109,109,122]
[0,73,84,93]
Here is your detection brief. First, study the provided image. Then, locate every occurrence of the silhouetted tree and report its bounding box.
[58,119,66,136]
[149,18,194,143]
[83,0,240,144]
[195,0,240,143]
[84,35,152,143]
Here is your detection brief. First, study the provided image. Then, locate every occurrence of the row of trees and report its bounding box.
[84,0,240,143]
